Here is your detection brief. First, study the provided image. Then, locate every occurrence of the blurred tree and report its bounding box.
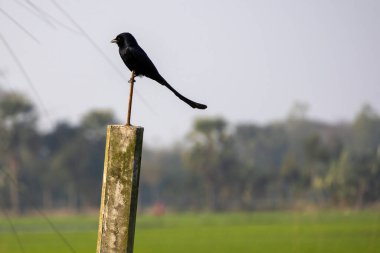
[80,109,116,140]
[79,109,116,207]
[46,109,116,210]
[41,122,78,209]
[351,104,380,155]
[1,86,380,212]
[280,153,302,200]
[287,101,309,121]
[186,117,239,211]
[0,89,37,213]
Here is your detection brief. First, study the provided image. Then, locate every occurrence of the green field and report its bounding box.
[0,211,379,253]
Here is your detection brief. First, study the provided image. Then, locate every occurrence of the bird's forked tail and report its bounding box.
[155,75,207,110]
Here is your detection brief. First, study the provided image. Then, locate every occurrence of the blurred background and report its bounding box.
[0,0,379,252]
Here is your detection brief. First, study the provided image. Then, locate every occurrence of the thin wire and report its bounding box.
[0,209,26,253]
[0,167,77,253]
[50,0,158,115]
[0,7,40,43]
[0,34,54,126]
[36,210,77,253]
[15,0,56,29]
[0,8,40,44]
[21,0,80,34]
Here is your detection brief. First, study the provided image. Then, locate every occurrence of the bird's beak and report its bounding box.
[111,38,117,43]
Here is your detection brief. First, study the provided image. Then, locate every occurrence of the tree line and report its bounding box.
[0,88,379,213]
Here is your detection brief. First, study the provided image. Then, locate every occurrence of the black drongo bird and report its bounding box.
[111,33,207,109]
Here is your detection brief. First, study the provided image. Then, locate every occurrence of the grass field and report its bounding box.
[0,211,379,253]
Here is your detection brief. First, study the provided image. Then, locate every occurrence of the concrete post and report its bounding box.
[96,125,144,253]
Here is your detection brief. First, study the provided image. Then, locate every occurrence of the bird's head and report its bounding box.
[111,33,138,48]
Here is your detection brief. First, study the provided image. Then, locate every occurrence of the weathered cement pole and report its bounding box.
[96,125,144,253]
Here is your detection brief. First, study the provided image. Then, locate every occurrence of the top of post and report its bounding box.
[107,125,144,130]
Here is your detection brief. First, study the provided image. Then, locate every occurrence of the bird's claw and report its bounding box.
[129,71,136,83]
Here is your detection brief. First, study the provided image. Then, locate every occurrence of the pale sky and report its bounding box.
[1,0,380,146]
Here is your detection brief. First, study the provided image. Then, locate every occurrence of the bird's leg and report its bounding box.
[126,70,136,126]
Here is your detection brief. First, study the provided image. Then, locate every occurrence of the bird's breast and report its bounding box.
[119,48,135,72]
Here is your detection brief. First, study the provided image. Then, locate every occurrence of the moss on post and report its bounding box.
[96,125,144,253]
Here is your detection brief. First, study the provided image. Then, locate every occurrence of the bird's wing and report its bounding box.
[128,46,160,78]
